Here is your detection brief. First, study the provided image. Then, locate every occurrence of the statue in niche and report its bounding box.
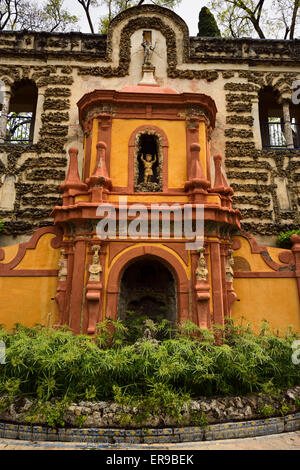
[196,247,208,282]
[88,245,102,282]
[141,153,157,183]
[142,39,156,66]
[58,249,68,281]
[226,249,235,283]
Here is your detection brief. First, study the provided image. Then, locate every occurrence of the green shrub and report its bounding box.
[0,220,3,233]
[198,7,221,37]
[277,229,300,249]
[0,319,299,409]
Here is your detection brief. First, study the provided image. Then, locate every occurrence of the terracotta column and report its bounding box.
[54,249,68,326]
[209,239,225,326]
[69,240,86,334]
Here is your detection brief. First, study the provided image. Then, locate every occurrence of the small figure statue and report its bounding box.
[226,249,235,283]
[58,249,68,281]
[142,39,155,66]
[141,153,157,183]
[88,245,102,282]
[196,247,208,282]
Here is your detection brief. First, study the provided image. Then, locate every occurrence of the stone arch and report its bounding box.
[7,79,38,144]
[106,5,190,73]
[259,85,284,148]
[128,125,169,192]
[106,245,190,324]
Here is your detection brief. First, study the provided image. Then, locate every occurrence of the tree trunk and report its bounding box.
[289,0,299,40]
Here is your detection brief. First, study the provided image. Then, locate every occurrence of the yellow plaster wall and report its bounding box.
[90,118,99,176]
[15,234,60,270]
[0,233,60,330]
[0,277,59,330]
[199,122,207,176]
[232,278,300,333]
[109,119,188,189]
[232,236,275,272]
[0,244,19,264]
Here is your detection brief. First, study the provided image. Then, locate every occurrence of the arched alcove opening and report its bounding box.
[134,130,164,192]
[259,86,284,148]
[7,80,38,144]
[117,257,177,323]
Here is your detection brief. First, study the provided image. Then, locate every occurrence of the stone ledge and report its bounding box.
[0,413,299,444]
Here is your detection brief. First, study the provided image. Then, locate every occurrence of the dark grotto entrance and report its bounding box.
[117,257,177,323]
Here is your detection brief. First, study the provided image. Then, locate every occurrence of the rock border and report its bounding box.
[0,413,299,444]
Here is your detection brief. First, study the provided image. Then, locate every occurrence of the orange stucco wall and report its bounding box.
[0,233,60,330]
[109,119,188,188]
[231,235,300,333]
[0,231,299,334]
[232,277,300,333]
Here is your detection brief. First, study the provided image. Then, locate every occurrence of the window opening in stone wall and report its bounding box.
[259,86,300,149]
[5,80,38,144]
[259,87,285,148]
[143,30,152,43]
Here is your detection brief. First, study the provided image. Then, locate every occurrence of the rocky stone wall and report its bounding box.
[0,386,299,429]
[222,71,300,237]
[0,64,72,239]
[0,23,299,242]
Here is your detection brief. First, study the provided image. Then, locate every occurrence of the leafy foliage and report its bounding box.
[0,220,3,232]
[0,319,299,411]
[0,0,78,32]
[77,0,182,34]
[198,6,221,37]
[208,0,300,39]
[277,229,300,249]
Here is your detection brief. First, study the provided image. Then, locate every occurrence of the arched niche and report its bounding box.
[106,245,189,324]
[128,125,169,193]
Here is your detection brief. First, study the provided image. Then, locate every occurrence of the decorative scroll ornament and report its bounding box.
[196,247,208,281]
[88,245,102,282]
[226,249,235,283]
[58,249,68,281]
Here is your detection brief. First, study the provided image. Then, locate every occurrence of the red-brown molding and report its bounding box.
[278,251,294,265]
[52,201,242,228]
[68,240,86,334]
[233,231,295,272]
[108,241,189,268]
[0,226,63,277]
[105,245,190,323]
[210,239,225,326]
[77,90,217,128]
[234,271,295,278]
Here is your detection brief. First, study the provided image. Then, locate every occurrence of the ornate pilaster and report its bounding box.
[54,249,68,326]
[225,248,237,317]
[194,247,211,329]
[86,244,103,335]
